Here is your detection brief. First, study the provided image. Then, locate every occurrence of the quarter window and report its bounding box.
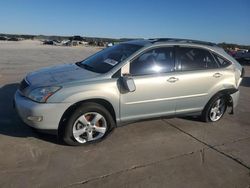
[213,53,231,67]
[176,47,219,71]
[130,47,175,76]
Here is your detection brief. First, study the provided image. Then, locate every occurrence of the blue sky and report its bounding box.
[0,0,249,44]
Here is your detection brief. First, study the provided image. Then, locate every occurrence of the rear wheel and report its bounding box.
[62,102,115,146]
[201,94,227,122]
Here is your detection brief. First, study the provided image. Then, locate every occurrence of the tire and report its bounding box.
[201,94,227,122]
[62,102,115,146]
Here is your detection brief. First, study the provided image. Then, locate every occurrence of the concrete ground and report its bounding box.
[0,40,250,188]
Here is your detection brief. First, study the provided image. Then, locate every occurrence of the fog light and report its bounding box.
[27,116,43,122]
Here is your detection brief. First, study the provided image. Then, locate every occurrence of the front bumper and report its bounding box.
[14,91,71,130]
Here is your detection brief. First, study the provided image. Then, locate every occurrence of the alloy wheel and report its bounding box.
[72,112,107,143]
[209,98,226,122]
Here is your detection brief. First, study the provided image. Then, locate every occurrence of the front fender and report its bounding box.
[47,79,120,121]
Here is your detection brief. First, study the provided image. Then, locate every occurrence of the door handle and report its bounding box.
[167,77,179,83]
[213,73,223,78]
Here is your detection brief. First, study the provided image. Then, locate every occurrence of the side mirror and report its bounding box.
[120,76,136,92]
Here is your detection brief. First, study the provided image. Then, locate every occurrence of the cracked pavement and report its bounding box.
[0,41,250,187]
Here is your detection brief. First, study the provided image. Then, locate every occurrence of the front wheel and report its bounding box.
[62,102,115,146]
[201,94,227,122]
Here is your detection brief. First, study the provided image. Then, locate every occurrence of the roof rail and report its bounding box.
[148,38,217,46]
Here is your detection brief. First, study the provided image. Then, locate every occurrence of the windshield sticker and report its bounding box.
[104,58,118,66]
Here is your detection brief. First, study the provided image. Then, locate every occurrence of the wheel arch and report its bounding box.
[204,88,238,112]
[58,98,117,137]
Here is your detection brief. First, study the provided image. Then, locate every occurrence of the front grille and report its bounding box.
[19,79,29,92]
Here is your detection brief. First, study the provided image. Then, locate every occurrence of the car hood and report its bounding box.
[26,63,100,86]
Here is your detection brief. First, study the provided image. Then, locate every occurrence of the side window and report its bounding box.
[130,47,175,76]
[212,53,232,68]
[177,47,219,71]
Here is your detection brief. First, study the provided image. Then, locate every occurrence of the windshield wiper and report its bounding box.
[76,62,96,72]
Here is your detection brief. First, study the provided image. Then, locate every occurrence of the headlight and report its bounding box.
[28,86,61,103]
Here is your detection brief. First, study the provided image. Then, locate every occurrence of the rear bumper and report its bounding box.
[230,90,240,108]
[14,91,71,130]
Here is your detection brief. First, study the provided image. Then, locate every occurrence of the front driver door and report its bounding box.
[120,46,179,122]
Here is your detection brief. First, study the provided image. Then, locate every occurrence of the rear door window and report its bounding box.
[176,47,219,71]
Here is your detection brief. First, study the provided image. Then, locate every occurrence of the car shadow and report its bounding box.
[0,83,59,144]
[178,116,203,122]
[241,77,250,87]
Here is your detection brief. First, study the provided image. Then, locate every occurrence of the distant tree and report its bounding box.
[218,42,250,50]
[71,36,84,41]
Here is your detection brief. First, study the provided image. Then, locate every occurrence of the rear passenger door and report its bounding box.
[174,46,223,114]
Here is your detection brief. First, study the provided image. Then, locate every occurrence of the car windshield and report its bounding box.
[78,43,142,73]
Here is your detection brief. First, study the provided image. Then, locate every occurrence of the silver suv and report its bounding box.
[14,38,244,145]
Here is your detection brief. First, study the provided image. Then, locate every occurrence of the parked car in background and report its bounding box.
[225,49,236,57]
[14,38,244,146]
[234,49,250,63]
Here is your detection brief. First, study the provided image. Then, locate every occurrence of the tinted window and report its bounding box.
[177,47,218,71]
[213,53,231,67]
[79,44,142,73]
[130,47,175,76]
